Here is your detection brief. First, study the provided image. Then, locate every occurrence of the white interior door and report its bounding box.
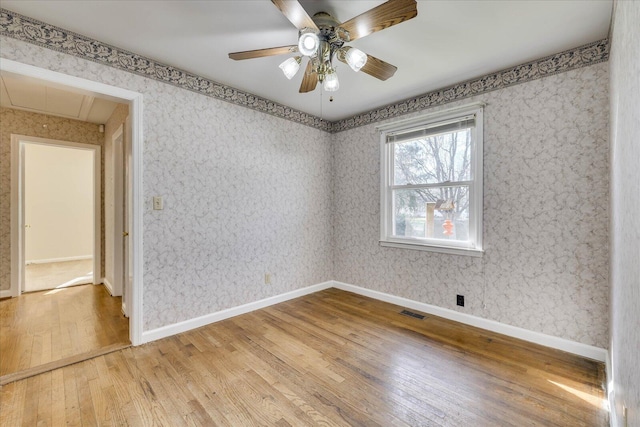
[122,116,132,317]
[111,126,124,297]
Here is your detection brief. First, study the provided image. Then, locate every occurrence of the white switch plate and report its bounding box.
[153,196,163,210]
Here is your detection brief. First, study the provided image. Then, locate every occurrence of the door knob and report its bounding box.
[123,231,129,237]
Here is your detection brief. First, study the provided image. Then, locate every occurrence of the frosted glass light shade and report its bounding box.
[345,48,368,72]
[298,32,319,56]
[323,69,339,92]
[279,57,301,80]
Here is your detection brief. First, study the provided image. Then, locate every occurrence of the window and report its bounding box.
[379,104,484,256]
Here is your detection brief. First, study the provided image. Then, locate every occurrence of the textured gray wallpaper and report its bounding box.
[0,36,334,330]
[609,0,640,424]
[333,63,610,348]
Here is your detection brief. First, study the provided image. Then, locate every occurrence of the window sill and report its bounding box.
[379,240,484,257]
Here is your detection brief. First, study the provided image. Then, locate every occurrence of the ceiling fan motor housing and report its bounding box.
[312,12,348,59]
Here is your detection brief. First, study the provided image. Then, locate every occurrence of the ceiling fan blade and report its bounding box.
[271,0,318,30]
[340,0,417,42]
[360,55,398,80]
[361,55,397,80]
[229,45,298,60]
[299,60,318,93]
[337,51,398,81]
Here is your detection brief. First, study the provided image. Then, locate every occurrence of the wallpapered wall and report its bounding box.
[609,0,640,424]
[332,63,610,348]
[0,108,105,290]
[0,37,334,330]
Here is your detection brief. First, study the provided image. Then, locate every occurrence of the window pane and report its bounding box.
[393,129,472,185]
[393,186,470,241]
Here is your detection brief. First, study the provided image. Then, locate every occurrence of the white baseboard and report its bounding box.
[26,255,93,265]
[102,277,114,296]
[141,281,334,344]
[0,289,13,299]
[139,279,606,362]
[331,281,607,362]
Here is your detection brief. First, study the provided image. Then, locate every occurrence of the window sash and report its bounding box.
[390,180,473,190]
[391,128,475,187]
[390,184,473,245]
[380,104,484,255]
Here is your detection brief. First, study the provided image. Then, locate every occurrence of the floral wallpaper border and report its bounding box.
[330,38,610,132]
[0,8,609,133]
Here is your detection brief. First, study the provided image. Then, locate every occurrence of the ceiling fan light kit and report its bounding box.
[323,68,339,92]
[229,0,418,93]
[298,29,320,56]
[345,47,368,72]
[279,56,302,80]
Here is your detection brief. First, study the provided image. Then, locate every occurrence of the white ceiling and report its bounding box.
[0,0,612,121]
[0,72,120,124]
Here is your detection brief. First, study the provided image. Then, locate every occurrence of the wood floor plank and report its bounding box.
[20,375,39,426]
[51,368,66,426]
[76,360,99,427]
[0,288,608,426]
[62,364,82,427]
[36,370,53,426]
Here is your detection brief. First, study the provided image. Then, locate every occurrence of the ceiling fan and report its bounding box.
[228,0,418,93]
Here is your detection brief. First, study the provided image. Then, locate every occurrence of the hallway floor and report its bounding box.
[24,259,94,292]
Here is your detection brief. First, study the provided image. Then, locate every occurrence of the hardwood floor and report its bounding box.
[24,259,94,292]
[0,288,607,426]
[0,284,130,381]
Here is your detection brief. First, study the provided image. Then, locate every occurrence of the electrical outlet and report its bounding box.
[456,295,465,307]
[264,273,271,285]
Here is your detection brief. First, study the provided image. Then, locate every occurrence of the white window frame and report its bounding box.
[378,103,484,257]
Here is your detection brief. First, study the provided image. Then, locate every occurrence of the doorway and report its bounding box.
[18,138,101,293]
[3,58,142,345]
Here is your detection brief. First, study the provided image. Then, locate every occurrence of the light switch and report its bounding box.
[153,196,163,210]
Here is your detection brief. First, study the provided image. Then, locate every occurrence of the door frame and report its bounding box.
[2,58,144,346]
[12,137,101,292]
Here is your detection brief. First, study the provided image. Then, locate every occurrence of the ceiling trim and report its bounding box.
[330,38,609,133]
[0,8,609,134]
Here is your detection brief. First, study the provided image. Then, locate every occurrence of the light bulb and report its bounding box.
[345,47,368,72]
[298,32,319,56]
[323,69,339,92]
[279,57,301,80]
